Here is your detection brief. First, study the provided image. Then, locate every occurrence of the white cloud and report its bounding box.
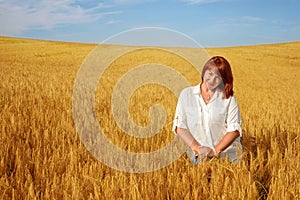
[110,0,156,4]
[0,0,121,36]
[106,19,121,24]
[112,0,133,3]
[183,0,226,4]
[211,16,267,28]
[242,16,265,22]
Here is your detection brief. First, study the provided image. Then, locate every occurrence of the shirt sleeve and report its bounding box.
[226,95,242,136]
[172,92,188,134]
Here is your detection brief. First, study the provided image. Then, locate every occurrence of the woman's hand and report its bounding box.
[198,146,214,159]
[191,144,215,160]
[189,140,201,159]
[190,140,215,160]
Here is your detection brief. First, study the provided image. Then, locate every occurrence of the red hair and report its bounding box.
[201,56,234,99]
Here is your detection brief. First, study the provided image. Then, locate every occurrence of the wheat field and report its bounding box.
[0,36,299,199]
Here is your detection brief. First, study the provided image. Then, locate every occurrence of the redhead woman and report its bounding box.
[173,56,242,164]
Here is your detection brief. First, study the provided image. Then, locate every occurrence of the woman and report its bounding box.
[173,56,242,163]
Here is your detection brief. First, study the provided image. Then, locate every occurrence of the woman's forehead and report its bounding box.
[205,66,220,75]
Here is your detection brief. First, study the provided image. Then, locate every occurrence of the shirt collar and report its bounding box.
[192,83,201,95]
[193,83,221,101]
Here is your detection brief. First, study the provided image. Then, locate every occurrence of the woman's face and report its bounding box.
[203,68,222,90]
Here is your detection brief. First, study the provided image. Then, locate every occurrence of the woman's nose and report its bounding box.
[212,76,217,83]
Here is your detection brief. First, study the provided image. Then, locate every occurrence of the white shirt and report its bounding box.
[172,84,242,161]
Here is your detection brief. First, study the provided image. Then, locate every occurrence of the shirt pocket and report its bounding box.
[211,107,227,125]
[185,107,203,131]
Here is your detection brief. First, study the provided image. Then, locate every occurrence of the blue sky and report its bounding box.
[0,0,299,47]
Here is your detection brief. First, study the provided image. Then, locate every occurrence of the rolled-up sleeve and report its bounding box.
[172,93,187,134]
[226,96,242,136]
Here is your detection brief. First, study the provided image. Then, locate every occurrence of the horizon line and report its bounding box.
[1,35,299,49]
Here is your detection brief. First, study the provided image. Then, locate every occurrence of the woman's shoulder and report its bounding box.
[227,94,240,106]
[180,85,199,97]
[216,90,239,104]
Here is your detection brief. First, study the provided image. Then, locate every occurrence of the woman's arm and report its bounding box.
[175,127,200,153]
[214,131,240,155]
[200,131,240,158]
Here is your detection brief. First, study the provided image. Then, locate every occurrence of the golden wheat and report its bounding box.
[0,36,299,199]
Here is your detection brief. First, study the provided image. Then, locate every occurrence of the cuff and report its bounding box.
[172,119,187,134]
[212,146,217,155]
[226,123,242,136]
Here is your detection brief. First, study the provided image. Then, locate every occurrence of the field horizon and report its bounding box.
[0,36,299,199]
[1,35,300,48]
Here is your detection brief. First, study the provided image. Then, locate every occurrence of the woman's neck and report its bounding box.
[200,83,217,103]
[201,82,217,94]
